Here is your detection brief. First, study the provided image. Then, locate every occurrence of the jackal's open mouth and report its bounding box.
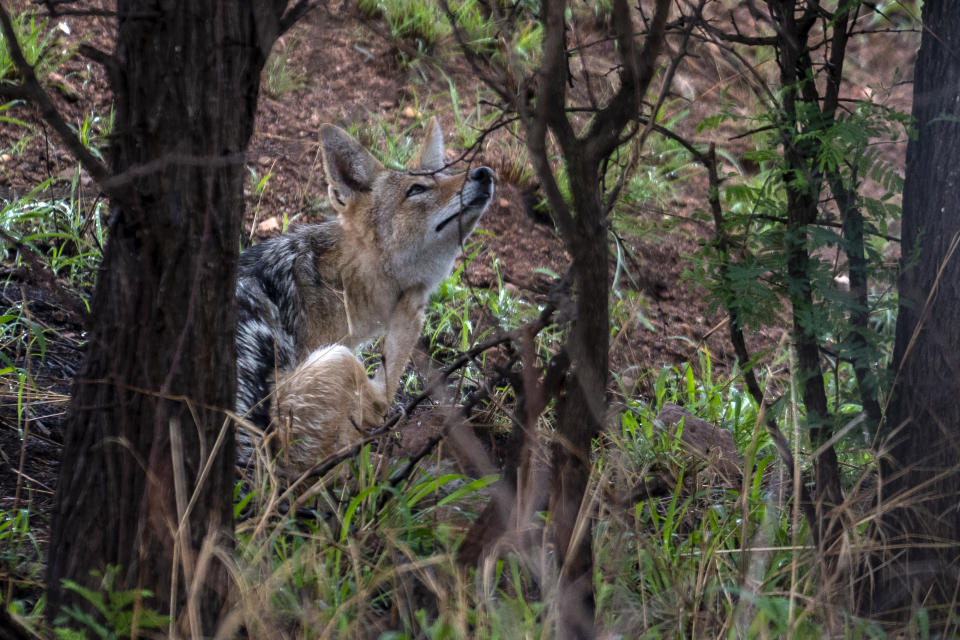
[435,210,467,233]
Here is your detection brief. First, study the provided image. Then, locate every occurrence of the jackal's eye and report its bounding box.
[405,183,430,198]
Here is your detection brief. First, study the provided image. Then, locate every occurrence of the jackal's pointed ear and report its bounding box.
[411,117,445,172]
[320,124,384,212]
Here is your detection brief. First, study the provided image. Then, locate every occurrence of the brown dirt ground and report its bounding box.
[0,0,917,553]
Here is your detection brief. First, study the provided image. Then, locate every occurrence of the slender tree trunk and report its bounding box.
[831,174,884,427]
[699,145,822,544]
[46,2,288,633]
[445,0,669,634]
[864,0,960,624]
[549,177,609,639]
[771,0,844,542]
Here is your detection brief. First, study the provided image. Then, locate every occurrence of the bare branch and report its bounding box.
[36,0,119,18]
[76,42,112,66]
[519,0,578,241]
[0,84,30,100]
[619,0,699,184]
[440,112,520,169]
[35,1,164,19]
[100,152,246,193]
[687,8,778,47]
[279,0,320,36]
[584,0,671,164]
[822,1,854,119]
[535,0,577,153]
[438,0,513,105]
[0,3,112,193]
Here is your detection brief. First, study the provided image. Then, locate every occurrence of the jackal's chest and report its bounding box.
[341,289,396,344]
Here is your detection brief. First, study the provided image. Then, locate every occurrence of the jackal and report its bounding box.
[235,118,495,473]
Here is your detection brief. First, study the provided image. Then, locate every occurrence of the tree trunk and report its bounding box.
[863,0,960,625]
[549,190,609,639]
[771,0,844,544]
[46,2,288,633]
[445,0,668,634]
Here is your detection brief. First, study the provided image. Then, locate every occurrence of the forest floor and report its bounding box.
[0,0,916,569]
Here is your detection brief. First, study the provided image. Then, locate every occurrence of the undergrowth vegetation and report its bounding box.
[0,0,935,638]
[0,10,73,86]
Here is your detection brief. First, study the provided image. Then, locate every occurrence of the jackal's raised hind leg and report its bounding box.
[271,345,387,475]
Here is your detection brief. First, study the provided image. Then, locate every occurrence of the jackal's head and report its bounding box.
[320,118,494,292]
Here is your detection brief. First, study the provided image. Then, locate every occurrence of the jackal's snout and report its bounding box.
[434,166,495,234]
[466,166,495,207]
[471,166,494,185]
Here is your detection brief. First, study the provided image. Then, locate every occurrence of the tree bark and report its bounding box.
[45,2,291,633]
[444,0,669,634]
[548,176,610,639]
[863,0,960,625]
[531,2,669,635]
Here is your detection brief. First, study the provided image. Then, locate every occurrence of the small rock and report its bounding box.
[656,403,742,486]
[379,100,394,109]
[498,197,510,208]
[257,216,281,233]
[258,156,271,166]
[401,106,421,120]
[0,153,11,164]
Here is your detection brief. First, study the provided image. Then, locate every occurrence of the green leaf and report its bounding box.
[437,473,499,506]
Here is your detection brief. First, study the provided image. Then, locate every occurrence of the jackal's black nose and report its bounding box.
[470,166,494,186]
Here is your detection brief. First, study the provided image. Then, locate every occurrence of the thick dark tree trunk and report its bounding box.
[862,0,960,625]
[45,2,291,633]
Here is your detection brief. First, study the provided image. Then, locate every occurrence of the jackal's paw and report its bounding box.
[354,380,388,430]
[370,368,388,398]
